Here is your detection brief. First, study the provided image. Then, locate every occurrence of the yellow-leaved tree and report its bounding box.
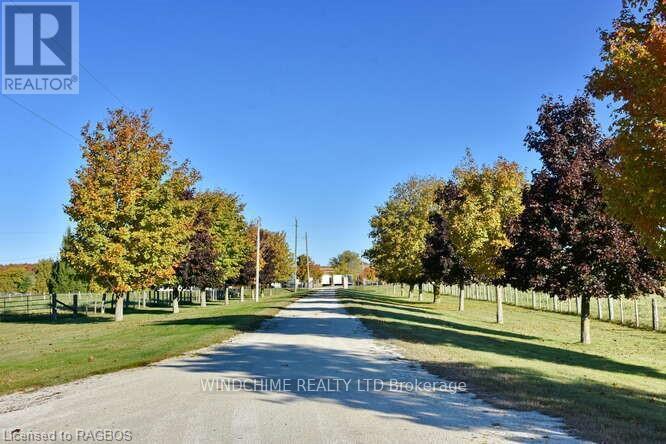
[446,150,526,282]
[64,109,200,321]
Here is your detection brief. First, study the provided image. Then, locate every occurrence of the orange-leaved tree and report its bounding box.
[64,109,199,320]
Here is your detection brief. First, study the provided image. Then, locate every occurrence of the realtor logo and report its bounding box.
[2,2,79,94]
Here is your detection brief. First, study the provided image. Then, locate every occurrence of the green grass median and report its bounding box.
[0,289,307,396]
[341,287,666,444]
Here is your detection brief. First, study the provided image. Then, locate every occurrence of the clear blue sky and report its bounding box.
[0,0,618,265]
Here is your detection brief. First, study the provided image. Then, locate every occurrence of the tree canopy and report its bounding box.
[330,250,364,279]
[365,177,441,286]
[445,151,526,282]
[502,96,664,343]
[177,190,249,288]
[64,109,199,319]
[587,0,666,259]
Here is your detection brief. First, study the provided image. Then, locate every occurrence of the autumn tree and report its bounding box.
[176,209,219,288]
[445,150,526,283]
[236,223,264,287]
[297,254,323,282]
[503,96,664,344]
[177,191,249,288]
[64,109,199,321]
[0,265,33,293]
[365,177,441,294]
[330,250,364,282]
[587,0,666,259]
[422,182,472,303]
[237,226,291,288]
[260,230,292,286]
[359,265,377,283]
[32,259,53,294]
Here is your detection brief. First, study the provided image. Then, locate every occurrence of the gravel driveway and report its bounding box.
[0,288,581,443]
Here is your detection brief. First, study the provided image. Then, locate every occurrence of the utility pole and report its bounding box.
[305,232,310,288]
[293,217,298,291]
[255,218,261,302]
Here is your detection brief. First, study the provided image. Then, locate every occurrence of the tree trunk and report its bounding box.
[114,293,124,321]
[458,284,465,311]
[418,283,423,302]
[172,287,180,314]
[408,284,414,300]
[496,286,503,324]
[433,283,440,303]
[580,296,591,344]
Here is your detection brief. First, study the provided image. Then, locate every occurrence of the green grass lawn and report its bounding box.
[0,289,307,396]
[341,287,666,444]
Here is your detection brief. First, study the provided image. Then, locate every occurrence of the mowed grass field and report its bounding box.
[340,287,666,444]
[0,289,307,396]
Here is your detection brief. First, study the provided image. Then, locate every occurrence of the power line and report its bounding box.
[78,63,126,108]
[2,95,81,143]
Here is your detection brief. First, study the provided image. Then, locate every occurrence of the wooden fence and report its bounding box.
[379,283,664,332]
[0,284,278,320]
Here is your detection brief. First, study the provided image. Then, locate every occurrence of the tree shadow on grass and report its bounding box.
[349,305,665,380]
[420,360,666,443]
[338,301,540,340]
[341,290,438,314]
[154,293,665,443]
[154,313,277,333]
[157,334,576,442]
[157,294,663,380]
[0,313,112,324]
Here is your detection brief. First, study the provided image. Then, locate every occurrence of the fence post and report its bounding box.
[496,286,503,324]
[531,290,536,309]
[597,298,602,319]
[51,293,57,320]
[653,297,660,331]
[225,287,229,305]
[577,296,581,314]
[552,296,557,312]
[608,298,614,322]
[634,298,639,327]
[458,286,465,311]
[200,288,207,307]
